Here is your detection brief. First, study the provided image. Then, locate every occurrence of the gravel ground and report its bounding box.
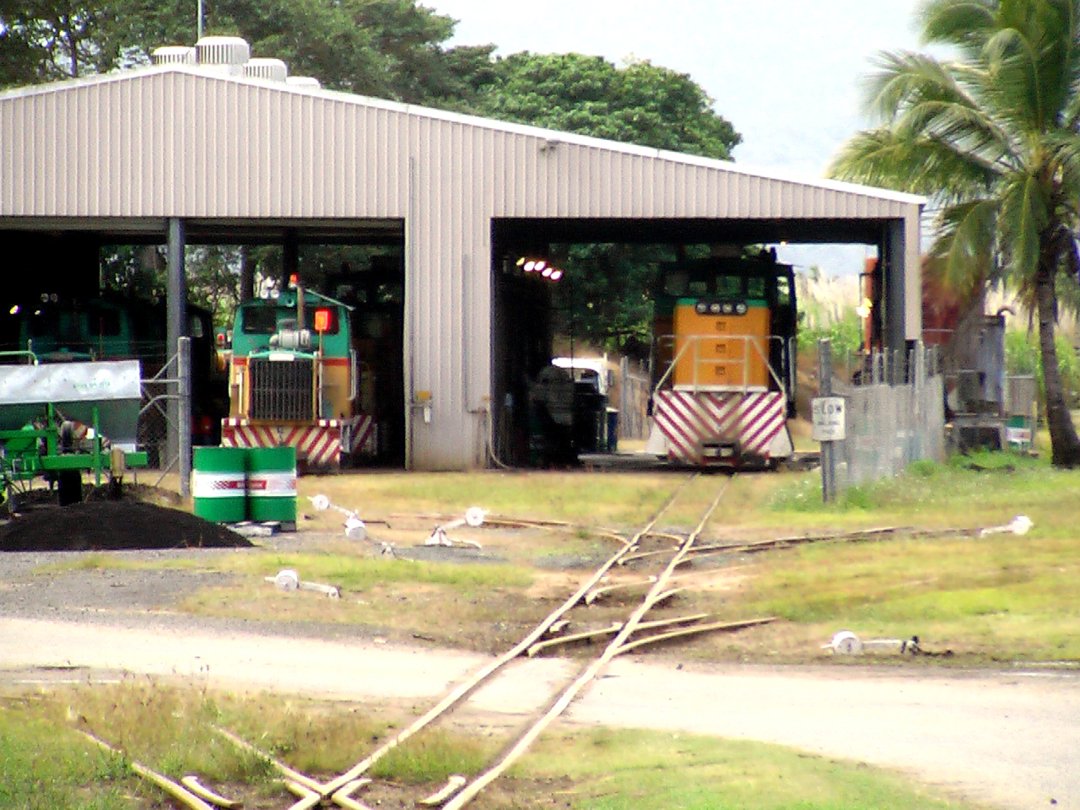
[0,531,507,639]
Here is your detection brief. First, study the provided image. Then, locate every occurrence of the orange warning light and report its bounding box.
[313,307,333,333]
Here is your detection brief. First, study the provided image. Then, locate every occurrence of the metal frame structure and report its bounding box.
[0,59,925,470]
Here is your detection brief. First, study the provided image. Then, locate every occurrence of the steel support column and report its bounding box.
[166,217,192,496]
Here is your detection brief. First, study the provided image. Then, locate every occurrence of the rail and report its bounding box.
[197,473,776,809]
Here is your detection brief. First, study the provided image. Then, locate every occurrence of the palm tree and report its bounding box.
[830,0,1080,467]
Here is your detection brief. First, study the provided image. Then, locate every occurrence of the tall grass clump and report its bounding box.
[228,699,394,775]
[53,679,275,785]
[368,728,494,783]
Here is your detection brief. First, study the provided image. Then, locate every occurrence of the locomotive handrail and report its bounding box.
[348,349,359,402]
[652,333,788,395]
[0,349,40,366]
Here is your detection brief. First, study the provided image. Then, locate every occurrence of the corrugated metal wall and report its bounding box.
[0,68,924,470]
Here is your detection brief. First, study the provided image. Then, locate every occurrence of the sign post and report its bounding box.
[815,340,846,503]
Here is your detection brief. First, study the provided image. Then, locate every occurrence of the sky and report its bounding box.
[425,0,929,273]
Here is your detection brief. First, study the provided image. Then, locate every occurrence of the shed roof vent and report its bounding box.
[151,46,196,65]
[244,58,288,82]
[195,36,251,72]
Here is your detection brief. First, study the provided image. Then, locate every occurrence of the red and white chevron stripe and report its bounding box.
[221,419,342,467]
[343,414,377,456]
[654,390,788,465]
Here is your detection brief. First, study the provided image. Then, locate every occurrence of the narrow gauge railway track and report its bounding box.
[110,474,774,809]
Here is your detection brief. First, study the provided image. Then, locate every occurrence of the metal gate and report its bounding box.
[137,337,192,494]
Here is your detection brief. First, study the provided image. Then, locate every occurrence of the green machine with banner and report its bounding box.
[0,358,148,509]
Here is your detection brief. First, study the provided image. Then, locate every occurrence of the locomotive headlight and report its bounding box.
[735,302,748,315]
[709,302,722,314]
[695,302,708,314]
[721,302,734,314]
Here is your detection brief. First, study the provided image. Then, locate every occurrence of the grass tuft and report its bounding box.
[369,728,495,783]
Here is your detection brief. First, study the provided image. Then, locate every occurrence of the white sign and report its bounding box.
[1006,426,1032,445]
[0,360,142,405]
[811,396,846,441]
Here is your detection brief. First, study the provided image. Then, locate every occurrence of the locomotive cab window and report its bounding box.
[188,313,206,338]
[715,275,742,298]
[775,276,791,307]
[240,307,278,334]
[747,277,766,302]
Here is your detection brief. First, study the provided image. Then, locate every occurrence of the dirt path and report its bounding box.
[2,615,1077,810]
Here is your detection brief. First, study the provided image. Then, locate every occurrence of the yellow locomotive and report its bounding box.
[650,252,797,467]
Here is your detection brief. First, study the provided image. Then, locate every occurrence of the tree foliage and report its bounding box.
[0,0,116,83]
[830,0,1080,467]
[469,52,739,159]
[0,0,488,105]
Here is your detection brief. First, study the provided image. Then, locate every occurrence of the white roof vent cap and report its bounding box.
[244,58,289,82]
[196,36,251,70]
[151,46,196,65]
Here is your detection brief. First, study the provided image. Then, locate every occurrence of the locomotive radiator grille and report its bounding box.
[249,357,315,420]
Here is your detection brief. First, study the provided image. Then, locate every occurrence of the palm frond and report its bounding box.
[895,98,1016,172]
[1045,131,1080,220]
[829,127,997,201]
[863,50,977,123]
[982,26,1049,130]
[919,0,997,56]
[862,49,1022,170]
[927,198,999,294]
[984,2,1080,133]
[999,172,1051,283]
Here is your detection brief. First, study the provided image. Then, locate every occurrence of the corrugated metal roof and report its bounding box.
[0,65,924,220]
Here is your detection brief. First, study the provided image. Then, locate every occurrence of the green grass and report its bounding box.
[300,470,679,527]
[520,728,983,809]
[221,551,533,590]
[689,451,1080,662]
[766,449,1080,530]
[0,703,130,810]
[8,451,1072,807]
[0,685,987,810]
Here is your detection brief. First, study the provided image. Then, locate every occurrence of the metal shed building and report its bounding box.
[0,58,924,471]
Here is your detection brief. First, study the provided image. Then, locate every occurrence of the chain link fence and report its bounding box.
[820,342,945,496]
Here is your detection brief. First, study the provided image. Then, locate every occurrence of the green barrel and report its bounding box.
[193,447,247,523]
[247,446,297,523]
